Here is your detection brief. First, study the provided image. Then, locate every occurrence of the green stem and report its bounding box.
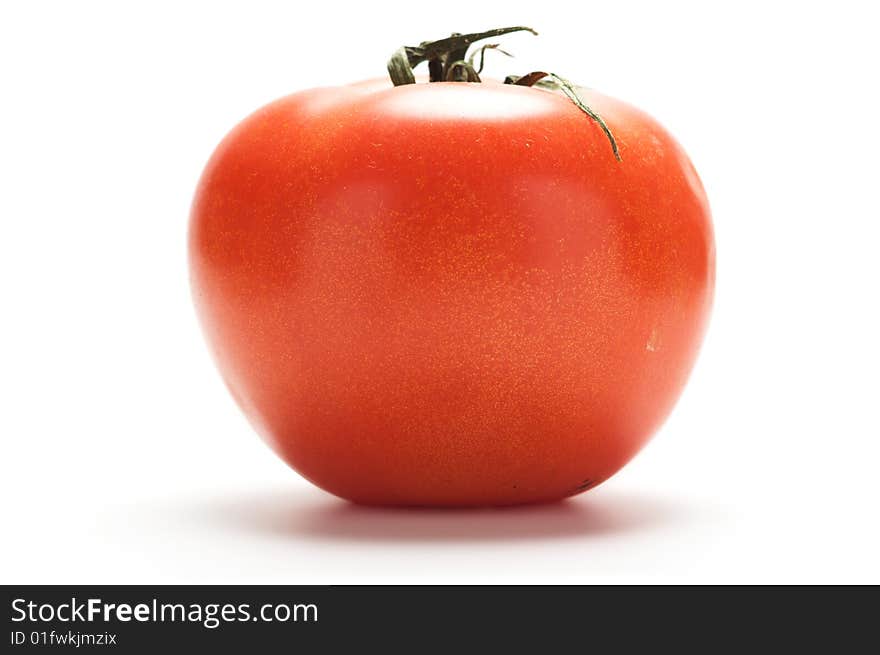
[387,26,536,86]
[385,27,622,162]
[508,72,621,161]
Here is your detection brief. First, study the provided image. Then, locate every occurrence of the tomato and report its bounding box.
[189,45,714,506]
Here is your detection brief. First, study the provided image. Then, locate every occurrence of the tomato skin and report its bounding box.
[189,79,714,506]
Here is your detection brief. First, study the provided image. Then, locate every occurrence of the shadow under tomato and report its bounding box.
[203,486,696,543]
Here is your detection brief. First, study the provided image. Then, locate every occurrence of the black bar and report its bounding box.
[2,585,876,651]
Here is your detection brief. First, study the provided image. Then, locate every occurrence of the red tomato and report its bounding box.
[189,77,714,506]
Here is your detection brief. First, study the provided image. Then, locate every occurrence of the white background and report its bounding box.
[2,1,878,584]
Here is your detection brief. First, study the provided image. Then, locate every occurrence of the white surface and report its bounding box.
[1,1,878,584]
